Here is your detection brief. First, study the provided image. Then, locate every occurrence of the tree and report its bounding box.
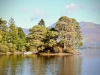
[55,16,83,52]
[8,17,19,44]
[17,27,26,51]
[7,43,17,52]
[0,31,2,41]
[8,17,22,51]
[0,18,9,52]
[17,27,26,40]
[27,25,47,52]
[38,19,45,26]
[71,18,83,49]
[0,18,8,42]
[0,43,9,52]
[8,17,27,51]
[0,18,8,32]
[44,28,58,52]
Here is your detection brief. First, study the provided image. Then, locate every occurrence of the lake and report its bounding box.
[0,49,100,75]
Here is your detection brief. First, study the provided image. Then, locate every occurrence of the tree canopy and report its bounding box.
[0,18,26,52]
[38,19,45,26]
[0,16,83,53]
[55,16,83,52]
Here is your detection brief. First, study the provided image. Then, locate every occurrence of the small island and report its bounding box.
[0,16,83,55]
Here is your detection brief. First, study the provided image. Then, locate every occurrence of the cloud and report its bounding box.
[30,16,40,21]
[65,3,83,14]
[21,8,29,13]
[34,9,44,17]
[31,9,49,21]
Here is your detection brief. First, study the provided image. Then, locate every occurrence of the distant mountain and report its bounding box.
[80,21,100,46]
[49,21,100,47]
[49,23,56,28]
[22,28,29,35]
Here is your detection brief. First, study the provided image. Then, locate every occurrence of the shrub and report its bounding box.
[53,46,62,53]
[0,43,9,52]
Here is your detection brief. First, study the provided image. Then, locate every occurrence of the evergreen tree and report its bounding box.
[0,18,8,42]
[0,18,9,52]
[44,28,58,51]
[17,27,26,42]
[8,17,20,51]
[27,25,47,52]
[17,27,26,51]
[8,17,19,44]
[38,19,45,26]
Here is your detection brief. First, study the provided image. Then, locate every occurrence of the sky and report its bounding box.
[0,0,100,28]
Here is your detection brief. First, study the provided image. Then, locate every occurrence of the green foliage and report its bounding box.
[0,31,2,41]
[8,17,19,44]
[0,18,9,52]
[0,18,27,52]
[7,43,17,52]
[46,29,58,39]
[53,46,62,53]
[8,18,27,51]
[45,39,57,48]
[29,25,47,40]
[0,18,8,32]
[55,16,83,52]
[28,25,47,52]
[38,19,45,26]
[17,27,26,51]
[0,43,9,52]
[0,16,83,53]
[0,18,8,42]
[27,25,58,52]
[17,27,26,40]
[43,28,59,52]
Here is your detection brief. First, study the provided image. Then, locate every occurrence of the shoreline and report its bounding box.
[39,52,81,56]
[0,52,23,55]
[0,52,81,56]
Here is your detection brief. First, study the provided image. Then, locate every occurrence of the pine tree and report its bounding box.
[8,17,19,44]
[27,25,47,52]
[17,27,26,51]
[38,19,45,26]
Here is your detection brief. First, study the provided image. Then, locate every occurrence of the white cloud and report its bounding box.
[31,9,49,21]
[34,9,44,17]
[66,5,69,8]
[65,3,83,14]
[21,8,29,13]
[70,3,75,7]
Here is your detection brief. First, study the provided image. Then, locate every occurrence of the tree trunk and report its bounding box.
[64,42,66,50]
[63,35,67,52]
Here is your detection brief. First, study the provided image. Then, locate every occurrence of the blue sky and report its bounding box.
[0,0,100,28]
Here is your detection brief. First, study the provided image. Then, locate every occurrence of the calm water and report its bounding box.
[0,50,100,75]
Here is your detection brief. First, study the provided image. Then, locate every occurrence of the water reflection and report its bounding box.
[80,50,100,75]
[0,54,82,75]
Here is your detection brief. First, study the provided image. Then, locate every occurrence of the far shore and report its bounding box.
[0,52,23,55]
[0,51,81,56]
